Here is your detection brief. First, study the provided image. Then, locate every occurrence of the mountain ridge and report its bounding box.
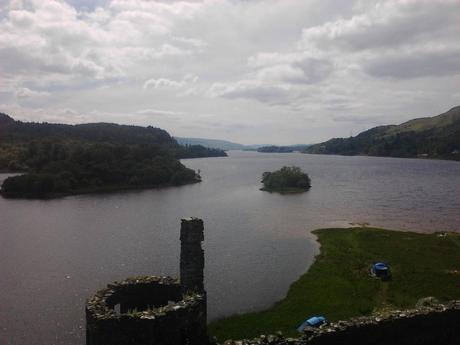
[304,106,460,160]
[174,137,265,151]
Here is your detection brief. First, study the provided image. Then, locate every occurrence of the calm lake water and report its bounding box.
[1,151,460,345]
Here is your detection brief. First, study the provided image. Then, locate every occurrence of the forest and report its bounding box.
[0,113,225,198]
[261,166,311,193]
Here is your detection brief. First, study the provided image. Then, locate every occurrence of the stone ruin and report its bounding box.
[86,217,209,345]
[86,218,460,345]
[224,300,460,345]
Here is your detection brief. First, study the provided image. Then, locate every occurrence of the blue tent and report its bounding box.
[297,316,326,332]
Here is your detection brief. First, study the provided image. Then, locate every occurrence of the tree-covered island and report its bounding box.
[0,113,226,198]
[260,166,311,193]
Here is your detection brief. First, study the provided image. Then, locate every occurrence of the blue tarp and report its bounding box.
[297,316,326,332]
[373,262,389,271]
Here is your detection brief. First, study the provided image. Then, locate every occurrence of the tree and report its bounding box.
[261,166,311,193]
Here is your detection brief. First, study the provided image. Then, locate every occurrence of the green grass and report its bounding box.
[208,228,460,342]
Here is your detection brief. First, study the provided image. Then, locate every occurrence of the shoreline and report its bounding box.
[0,178,201,200]
[208,227,460,341]
[301,152,460,163]
[260,187,310,194]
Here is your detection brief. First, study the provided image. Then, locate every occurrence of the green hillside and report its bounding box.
[305,106,460,160]
[209,228,460,341]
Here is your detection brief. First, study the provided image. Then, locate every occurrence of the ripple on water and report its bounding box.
[0,151,459,345]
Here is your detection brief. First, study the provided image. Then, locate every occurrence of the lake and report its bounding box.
[1,151,459,345]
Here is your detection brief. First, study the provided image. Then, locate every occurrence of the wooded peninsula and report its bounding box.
[0,113,226,198]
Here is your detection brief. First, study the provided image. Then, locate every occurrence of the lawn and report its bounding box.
[208,227,460,342]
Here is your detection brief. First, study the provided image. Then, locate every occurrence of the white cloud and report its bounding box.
[1,0,459,144]
[209,80,293,104]
[172,36,207,48]
[143,78,185,90]
[0,103,91,123]
[299,0,460,51]
[15,87,51,99]
[143,74,198,90]
[257,59,333,85]
[136,108,184,117]
[0,0,200,87]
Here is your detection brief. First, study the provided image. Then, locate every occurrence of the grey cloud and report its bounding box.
[2,0,460,144]
[249,51,334,84]
[15,87,51,99]
[293,58,333,84]
[364,48,460,79]
[332,114,387,125]
[0,0,198,88]
[209,81,292,104]
[301,0,460,52]
[0,103,92,123]
[136,108,184,117]
[209,53,334,104]
[172,36,207,48]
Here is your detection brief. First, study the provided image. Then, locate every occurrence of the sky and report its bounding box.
[1,0,460,144]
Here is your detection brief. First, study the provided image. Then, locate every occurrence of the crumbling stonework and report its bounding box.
[86,218,208,345]
[86,219,460,345]
[222,300,460,345]
[180,217,205,295]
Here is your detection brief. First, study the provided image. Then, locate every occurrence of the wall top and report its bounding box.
[180,217,204,242]
[86,276,204,321]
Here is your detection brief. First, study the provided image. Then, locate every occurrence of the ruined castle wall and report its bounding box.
[86,276,208,345]
[180,217,205,295]
[86,218,209,345]
[306,304,460,345]
[86,302,206,345]
[86,218,460,345]
[105,280,182,313]
[230,301,460,345]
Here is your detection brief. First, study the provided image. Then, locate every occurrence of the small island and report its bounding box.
[260,166,311,193]
[257,145,310,153]
[257,145,293,153]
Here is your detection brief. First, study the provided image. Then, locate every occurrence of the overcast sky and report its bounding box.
[1,0,459,144]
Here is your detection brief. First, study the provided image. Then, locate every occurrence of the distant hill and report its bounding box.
[0,114,226,159]
[304,106,460,160]
[175,137,263,151]
[0,114,225,198]
[0,113,15,125]
[0,113,176,147]
[257,144,311,153]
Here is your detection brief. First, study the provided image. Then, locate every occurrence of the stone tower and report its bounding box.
[180,217,205,294]
[85,218,209,345]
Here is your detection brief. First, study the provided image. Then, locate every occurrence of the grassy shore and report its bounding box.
[208,227,460,341]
